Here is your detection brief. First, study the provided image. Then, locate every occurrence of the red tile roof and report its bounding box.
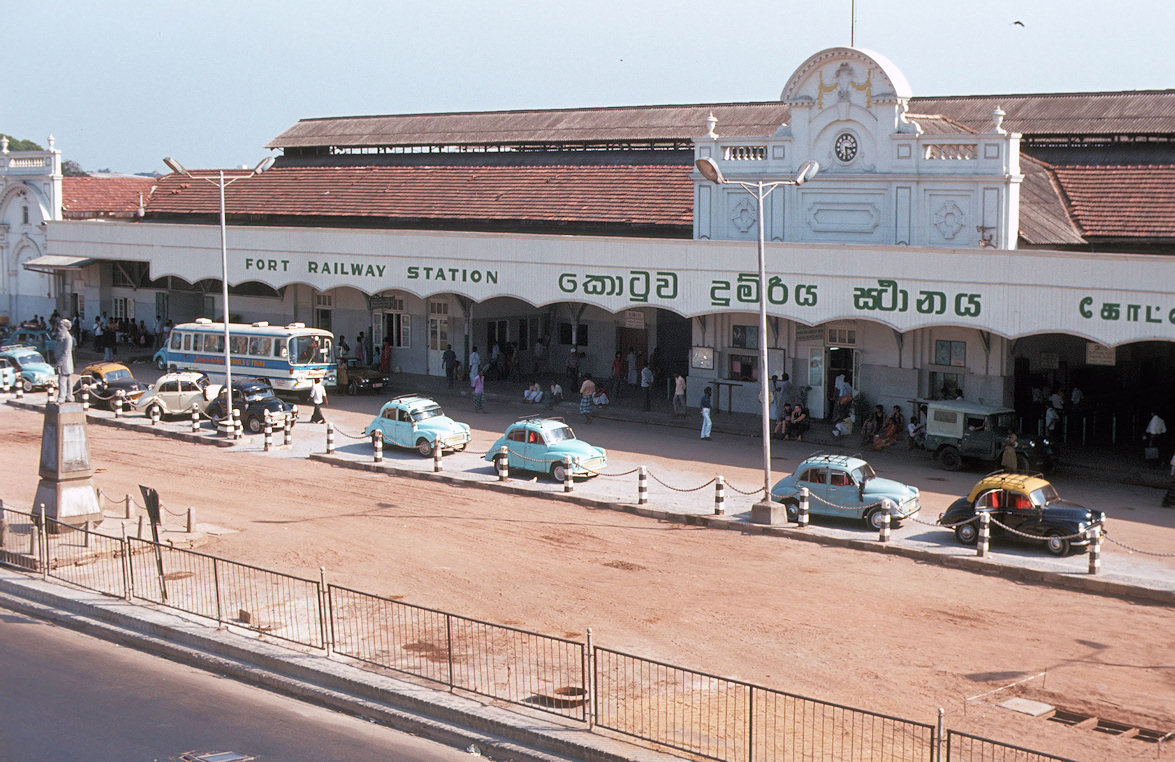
[147,164,694,227]
[1051,165,1175,239]
[61,176,155,219]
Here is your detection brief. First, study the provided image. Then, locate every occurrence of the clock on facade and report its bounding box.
[834,131,858,163]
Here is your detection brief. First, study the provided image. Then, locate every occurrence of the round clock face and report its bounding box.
[834,132,858,163]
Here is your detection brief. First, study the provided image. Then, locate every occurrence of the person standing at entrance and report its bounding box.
[700,386,713,440]
[309,376,328,423]
[640,362,653,411]
[54,319,74,403]
[672,373,686,417]
[472,368,486,413]
[442,344,458,388]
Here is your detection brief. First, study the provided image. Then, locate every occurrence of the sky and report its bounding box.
[5,0,1174,174]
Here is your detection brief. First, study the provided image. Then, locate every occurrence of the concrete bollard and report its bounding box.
[878,499,892,543]
[81,385,90,411]
[187,507,195,534]
[113,391,124,418]
[149,402,161,425]
[373,430,383,463]
[124,494,133,520]
[0,375,8,393]
[46,380,55,405]
[137,514,144,539]
[263,413,273,452]
[283,418,293,447]
[15,382,24,399]
[978,511,990,557]
[433,441,443,472]
[637,466,648,505]
[326,423,335,454]
[798,486,810,527]
[713,475,726,515]
[231,408,242,440]
[191,405,200,433]
[563,456,573,493]
[497,445,509,481]
[83,520,91,549]
[1088,525,1102,575]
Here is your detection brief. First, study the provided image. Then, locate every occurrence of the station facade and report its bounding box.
[11,47,1175,425]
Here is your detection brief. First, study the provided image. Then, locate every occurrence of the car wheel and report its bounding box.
[148,402,165,421]
[247,415,263,434]
[22,378,34,393]
[207,407,223,424]
[416,438,434,457]
[551,462,570,482]
[954,522,979,545]
[938,447,963,471]
[156,357,167,370]
[783,499,799,523]
[865,507,886,530]
[1045,530,1071,556]
[347,381,358,396]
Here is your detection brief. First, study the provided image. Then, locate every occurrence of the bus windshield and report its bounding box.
[290,336,332,365]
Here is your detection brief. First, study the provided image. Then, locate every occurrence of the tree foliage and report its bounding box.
[0,133,42,151]
[62,160,89,177]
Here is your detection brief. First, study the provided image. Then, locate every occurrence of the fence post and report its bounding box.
[585,626,594,729]
[38,503,48,581]
[263,412,273,452]
[1088,525,1102,575]
[445,613,455,691]
[497,445,509,481]
[125,494,132,520]
[978,511,990,558]
[83,520,91,549]
[186,507,195,534]
[878,499,892,543]
[563,456,573,492]
[191,404,200,433]
[373,430,383,463]
[213,556,223,629]
[713,475,725,515]
[326,422,335,454]
[0,505,6,549]
[937,707,945,762]
[637,466,648,505]
[137,515,144,539]
[120,524,132,601]
[433,441,443,472]
[319,566,332,656]
[798,486,810,528]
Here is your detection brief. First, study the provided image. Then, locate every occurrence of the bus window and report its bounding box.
[170,333,183,350]
[182,333,191,351]
[291,336,327,364]
[205,334,224,353]
[248,337,270,356]
[230,334,248,355]
[276,341,288,358]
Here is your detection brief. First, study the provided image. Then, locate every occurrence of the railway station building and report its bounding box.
[6,47,1175,429]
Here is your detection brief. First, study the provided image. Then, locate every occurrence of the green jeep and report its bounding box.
[921,399,1055,472]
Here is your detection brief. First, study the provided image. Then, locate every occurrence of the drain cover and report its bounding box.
[999,697,1055,717]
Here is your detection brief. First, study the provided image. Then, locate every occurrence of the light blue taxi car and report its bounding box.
[770,453,920,529]
[364,395,471,456]
[0,345,58,392]
[484,416,607,481]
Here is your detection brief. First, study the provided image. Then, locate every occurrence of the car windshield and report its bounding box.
[546,425,575,442]
[290,335,332,365]
[241,386,274,402]
[410,406,444,421]
[1029,484,1060,505]
[851,464,876,483]
[13,352,42,366]
[104,368,132,382]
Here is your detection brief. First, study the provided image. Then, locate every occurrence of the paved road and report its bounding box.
[0,605,481,761]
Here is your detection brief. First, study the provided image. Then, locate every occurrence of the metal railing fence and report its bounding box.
[126,537,324,650]
[593,646,936,762]
[42,515,126,597]
[945,729,1076,761]
[328,583,587,721]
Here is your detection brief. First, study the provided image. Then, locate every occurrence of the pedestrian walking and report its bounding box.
[700,386,713,440]
[640,362,653,411]
[442,344,458,388]
[472,368,486,413]
[672,373,686,417]
[579,374,596,423]
[309,376,328,423]
[1000,433,1019,473]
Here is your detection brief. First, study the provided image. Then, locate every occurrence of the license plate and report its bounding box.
[372,382,383,389]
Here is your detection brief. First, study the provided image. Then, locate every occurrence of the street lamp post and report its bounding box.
[162,156,275,435]
[695,156,819,505]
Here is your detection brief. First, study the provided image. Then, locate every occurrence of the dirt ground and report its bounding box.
[2,405,1171,761]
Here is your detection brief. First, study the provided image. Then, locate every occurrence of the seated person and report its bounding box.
[831,415,853,439]
[547,380,564,404]
[788,406,810,441]
[592,387,610,407]
[774,403,794,439]
[874,406,906,450]
[907,416,926,449]
[860,405,885,445]
[523,381,544,403]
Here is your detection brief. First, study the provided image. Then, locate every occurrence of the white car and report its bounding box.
[0,356,16,390]
[136,371,216,418]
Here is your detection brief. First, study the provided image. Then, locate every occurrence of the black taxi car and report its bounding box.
[204,378,298,433]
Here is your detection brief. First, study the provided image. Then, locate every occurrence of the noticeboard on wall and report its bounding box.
[690,346,714,370]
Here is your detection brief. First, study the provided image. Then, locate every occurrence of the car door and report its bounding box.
[795,467,829,516]
[525,428,548,471]
[505,427,527,469]
[999,489,1042,541]
[825,467,861,518]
